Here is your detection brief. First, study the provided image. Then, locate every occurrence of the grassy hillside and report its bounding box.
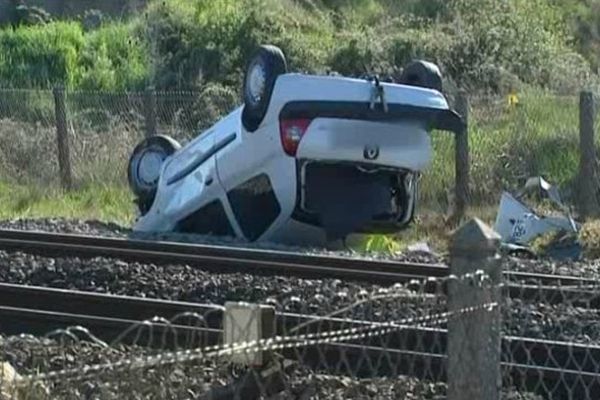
[0,0,598,93]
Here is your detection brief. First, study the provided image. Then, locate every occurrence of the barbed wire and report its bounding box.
[2,270,600,398]
[0,271,489,399]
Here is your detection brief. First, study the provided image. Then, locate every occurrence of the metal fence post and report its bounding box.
[450,90,470,225]
[53,86,73,190]
[578,90,599,219]
[144,86,157,137]
[448,218,502,400]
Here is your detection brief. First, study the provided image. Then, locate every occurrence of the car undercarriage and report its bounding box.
[294,161,418,241]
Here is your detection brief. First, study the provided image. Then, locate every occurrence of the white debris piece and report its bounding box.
[494,177,578,246]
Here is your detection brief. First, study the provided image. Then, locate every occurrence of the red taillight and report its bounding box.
[279,118,312,156]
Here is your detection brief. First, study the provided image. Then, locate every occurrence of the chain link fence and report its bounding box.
[0,86,598,217]
[0,87,237,189]
[503,276,600,399]
[0,219,598,398]
[4,274,600,397]
[0,272,485,399]
[420,92,588,214]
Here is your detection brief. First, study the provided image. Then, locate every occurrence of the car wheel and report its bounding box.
[127,135,181,214]
[398,60,443,92]
[242,45,287,132]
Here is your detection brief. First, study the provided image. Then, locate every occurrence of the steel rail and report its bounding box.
[0,229,447,284]
[0,305,222,347]
[505,271,600,286]
[0,229,596,287]
[0,228,597,312]
[0,283,224,346]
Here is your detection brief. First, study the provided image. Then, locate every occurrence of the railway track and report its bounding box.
[0,230,596,397]
[0,229,596,289]
[0,283,598,399]
[0,229,447,284]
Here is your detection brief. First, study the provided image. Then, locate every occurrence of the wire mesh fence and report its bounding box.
[0,272,490,399]
[502,277,600,399]
[420,92,589,215]
[0,86,597,216]
[0,87,236,190]
[0,256,600,398]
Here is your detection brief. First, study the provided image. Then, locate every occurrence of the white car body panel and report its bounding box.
[265,74,450,115]
[131,73,459,243]
[295,118,431,170]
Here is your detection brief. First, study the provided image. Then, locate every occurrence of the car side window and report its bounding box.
[227,174,281,241]
[175,199,235,236]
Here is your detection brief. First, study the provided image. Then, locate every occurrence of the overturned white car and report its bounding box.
[127,45,463,245]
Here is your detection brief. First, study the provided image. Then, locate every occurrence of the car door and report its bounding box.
[214,108,296,241]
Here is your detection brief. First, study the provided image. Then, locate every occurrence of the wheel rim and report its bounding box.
[247,62,266,104]
[134,148,165,188]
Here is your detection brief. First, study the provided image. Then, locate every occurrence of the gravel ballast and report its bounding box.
[0,219,592,399]
[0,218,130,238]
[0,334,543,400]
[0,249,597,344]
[0,218,443,263]
[0,219,598,345]
[6,218,600,276]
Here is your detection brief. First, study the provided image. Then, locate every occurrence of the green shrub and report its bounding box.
[76,22,149,91]
[0,0,596,93]
[0,20,148,91]
[443,0,589,91]
[0,21,83,88]
[140,0,334,90]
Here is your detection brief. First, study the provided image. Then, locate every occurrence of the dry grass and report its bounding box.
[578,220,600,259]
[0,89,593,250]
[354,205,499,255]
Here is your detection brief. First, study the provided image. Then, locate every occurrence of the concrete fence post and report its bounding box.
[53,86,73,190]
[450,90,470,224]
[144,86,157,137]
[448,218,502,400]
[578,90,599,219]
[217,302,284,399]
[223,302,276,367]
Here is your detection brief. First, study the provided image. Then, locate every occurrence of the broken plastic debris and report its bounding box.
[407,241,433,254]
[494,177,581,259]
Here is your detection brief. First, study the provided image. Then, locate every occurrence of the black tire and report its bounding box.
[127,135,181,214]
[398,60,443,92]
[242,45,287,132]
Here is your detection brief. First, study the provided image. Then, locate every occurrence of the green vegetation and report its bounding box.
[0,182,134,224]
[0,21,148,90]
[0,0,598,92]
[421,90,584,209]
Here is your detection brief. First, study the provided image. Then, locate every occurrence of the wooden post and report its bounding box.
[451,90,470,224]
[578,91,599,219]
[144,86,157,137]
[53,86,73,190]
[448,218,502,400]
